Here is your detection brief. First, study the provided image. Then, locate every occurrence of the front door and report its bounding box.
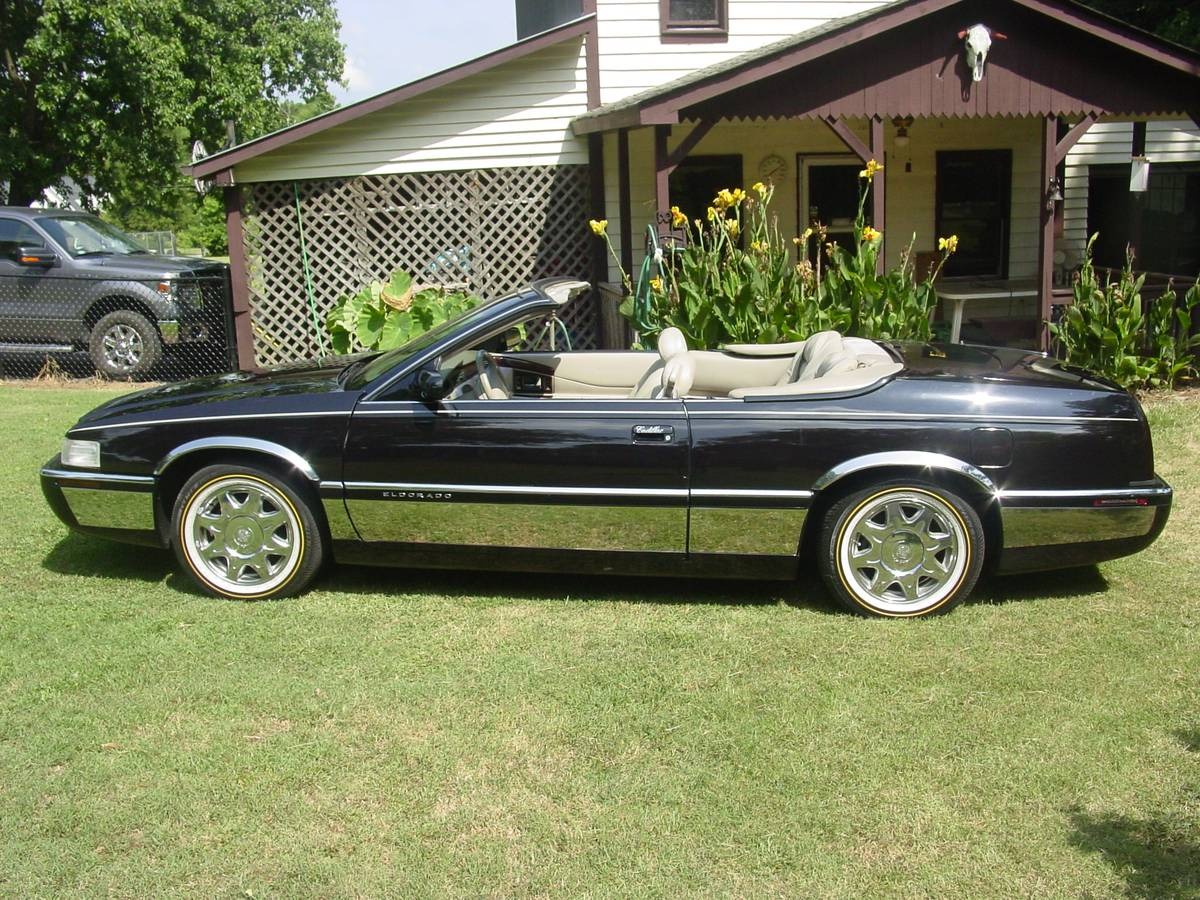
[342,384,690,555]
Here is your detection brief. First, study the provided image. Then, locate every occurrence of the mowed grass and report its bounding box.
[0,382,1197,898]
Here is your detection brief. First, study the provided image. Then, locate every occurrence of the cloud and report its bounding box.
[342,55,373,95]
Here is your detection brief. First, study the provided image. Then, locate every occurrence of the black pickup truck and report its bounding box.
[0,207,231,378]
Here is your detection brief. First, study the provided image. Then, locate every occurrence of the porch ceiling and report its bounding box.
[572,0,1200,134]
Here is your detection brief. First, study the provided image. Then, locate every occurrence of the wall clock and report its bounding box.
[758,153,787,184]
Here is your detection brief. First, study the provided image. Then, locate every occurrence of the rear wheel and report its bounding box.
[818,480,984,617]
[172,464,325,600]
[89,310,161,379]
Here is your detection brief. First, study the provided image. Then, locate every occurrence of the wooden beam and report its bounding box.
[1129,121,1147,263]
[1054,113,1098,164]
[822,116,871,164]
[618,128,633,280]
[1037,115,1056,351]
[223,186,258,372]
[587,133,607,289]
[654,125,671,225]
[870,115,885,274]
[666,120,714,168]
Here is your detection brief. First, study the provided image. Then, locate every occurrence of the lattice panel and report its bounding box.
[242,166,595,367]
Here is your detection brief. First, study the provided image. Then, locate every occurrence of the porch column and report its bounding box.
[618,129,633,278]
[654,125,671,226]
[587,133,607,289]
[1038,113,1097,348]
[222,183,258,372]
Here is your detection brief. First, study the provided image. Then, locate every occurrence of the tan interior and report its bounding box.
[470,331,900,401]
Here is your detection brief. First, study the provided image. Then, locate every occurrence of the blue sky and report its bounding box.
[333,1,519,104]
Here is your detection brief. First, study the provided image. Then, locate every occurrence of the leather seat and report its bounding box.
[780,330,846,384]
[630,327,688,398]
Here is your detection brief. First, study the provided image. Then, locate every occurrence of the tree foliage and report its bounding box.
[1085,0,1198,50]
[0,0,344,207]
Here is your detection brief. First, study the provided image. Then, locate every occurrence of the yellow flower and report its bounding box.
[649,276,663,292]
[861,225,882,243]
[731,188,746,204]
[938,235,959,254]
[694,218,703,229]
[588,219,608,236]
[670,205,687,228]
[752,181,767,196]
[706,206,719,221]
[713,188,735,210]
[792,227,814,246]
[858,159,884,181]
[724,219,740,239]
[750,240,768,253]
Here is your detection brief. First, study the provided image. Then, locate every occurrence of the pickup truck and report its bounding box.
[0,207,230,379]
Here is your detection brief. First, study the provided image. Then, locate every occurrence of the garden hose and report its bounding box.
[293,182,330,361]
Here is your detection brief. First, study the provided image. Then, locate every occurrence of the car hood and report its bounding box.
[890,341,1124,392]
[73,357,362,429]
[79,254,229,278]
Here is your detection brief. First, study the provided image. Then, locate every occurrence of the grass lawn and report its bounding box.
[1,382,1197,897]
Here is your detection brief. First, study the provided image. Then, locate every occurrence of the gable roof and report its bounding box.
[187,14,595,179]
[572,0,1200,133]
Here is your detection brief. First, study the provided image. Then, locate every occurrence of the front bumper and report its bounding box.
[995,476,1172,573]
[41,456,163,547]
[158,319,211,345]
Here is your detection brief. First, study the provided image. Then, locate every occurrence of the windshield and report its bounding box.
[38,216,148,257]
[347,295,513,387]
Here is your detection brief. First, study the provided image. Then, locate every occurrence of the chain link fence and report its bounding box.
[0,272,236,382]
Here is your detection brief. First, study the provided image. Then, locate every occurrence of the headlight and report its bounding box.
[61,438,101,468]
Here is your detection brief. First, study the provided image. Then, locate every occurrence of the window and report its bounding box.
[1087,162,1200,276]
[668,155,743,231]
[0,218,45,258]
[660,0,727,41]
[936,150,1012,278]
[797,156,872,260]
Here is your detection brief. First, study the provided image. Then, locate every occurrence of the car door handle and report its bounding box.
[632,424,674,444]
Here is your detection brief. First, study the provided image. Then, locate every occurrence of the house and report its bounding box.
[186,0,1200,369]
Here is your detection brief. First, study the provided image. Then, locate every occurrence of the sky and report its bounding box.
[333,0,519,104]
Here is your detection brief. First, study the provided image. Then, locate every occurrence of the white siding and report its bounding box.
[596,0,889,105]
[235,38,590,183]
[604,115,1043,311]
[1061,119,1200,266]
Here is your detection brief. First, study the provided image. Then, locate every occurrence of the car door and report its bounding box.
[341,366,690,556]
[0,216,60,343]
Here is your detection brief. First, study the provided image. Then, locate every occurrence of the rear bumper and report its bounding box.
[995,476,1172,574]
[40,456,164,547]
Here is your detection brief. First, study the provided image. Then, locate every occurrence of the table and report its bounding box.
[936,278,1039,343]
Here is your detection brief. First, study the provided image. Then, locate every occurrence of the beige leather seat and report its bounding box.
[630,327,688,398]
[780,330,847,383]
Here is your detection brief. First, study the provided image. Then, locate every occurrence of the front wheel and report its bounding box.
[89,310,162,379]
[172,464,326,600]
[818,480,984,618]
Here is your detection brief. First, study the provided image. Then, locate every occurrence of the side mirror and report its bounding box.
[416,368,448,403]
[14,246,57,268]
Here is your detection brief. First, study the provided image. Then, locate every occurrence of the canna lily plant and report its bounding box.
[591,161,957,349]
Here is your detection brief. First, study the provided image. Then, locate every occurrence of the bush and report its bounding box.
[592,163,955,349]
[325,270,479,354]
[1049,236,1200,389]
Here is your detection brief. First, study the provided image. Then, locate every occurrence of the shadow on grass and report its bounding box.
[973,565,1109,605]
[1067,805,1200,898]
[318,562,833,611]
[42,533,173,582]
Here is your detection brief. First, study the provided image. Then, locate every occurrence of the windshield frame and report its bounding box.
[37,215,148,258]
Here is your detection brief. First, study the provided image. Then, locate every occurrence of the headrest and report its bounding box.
[661,354,694,398]
[657,327,688,360]
[815,351,861,377]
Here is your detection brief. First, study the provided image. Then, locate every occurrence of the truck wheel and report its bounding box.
[89,310,162,379]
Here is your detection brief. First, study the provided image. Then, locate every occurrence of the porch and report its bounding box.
[575,0,1200,348]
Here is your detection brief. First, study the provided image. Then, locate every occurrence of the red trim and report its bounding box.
[223,186,258,372]
[659,0,728,37]
[188,15,595,178]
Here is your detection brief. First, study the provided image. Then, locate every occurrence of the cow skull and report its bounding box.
[963,24,992,81]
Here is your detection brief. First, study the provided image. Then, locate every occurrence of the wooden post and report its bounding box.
[587,133,607,289]
[618,128,633,280]
[1038,115,1056,350]
[654,125,671,226]
[223,183,258,372]
[1129,121,1147,264]
[869,115,885,274]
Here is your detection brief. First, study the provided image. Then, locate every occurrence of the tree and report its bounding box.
[1085,0,1198,50]
[0,0,344,207]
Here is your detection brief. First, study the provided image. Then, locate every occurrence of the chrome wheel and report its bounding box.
[836,488,970,615]
[101,323,143,371]
[181,475,303,597]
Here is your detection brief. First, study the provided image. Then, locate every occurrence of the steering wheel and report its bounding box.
[475,350,509,400]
